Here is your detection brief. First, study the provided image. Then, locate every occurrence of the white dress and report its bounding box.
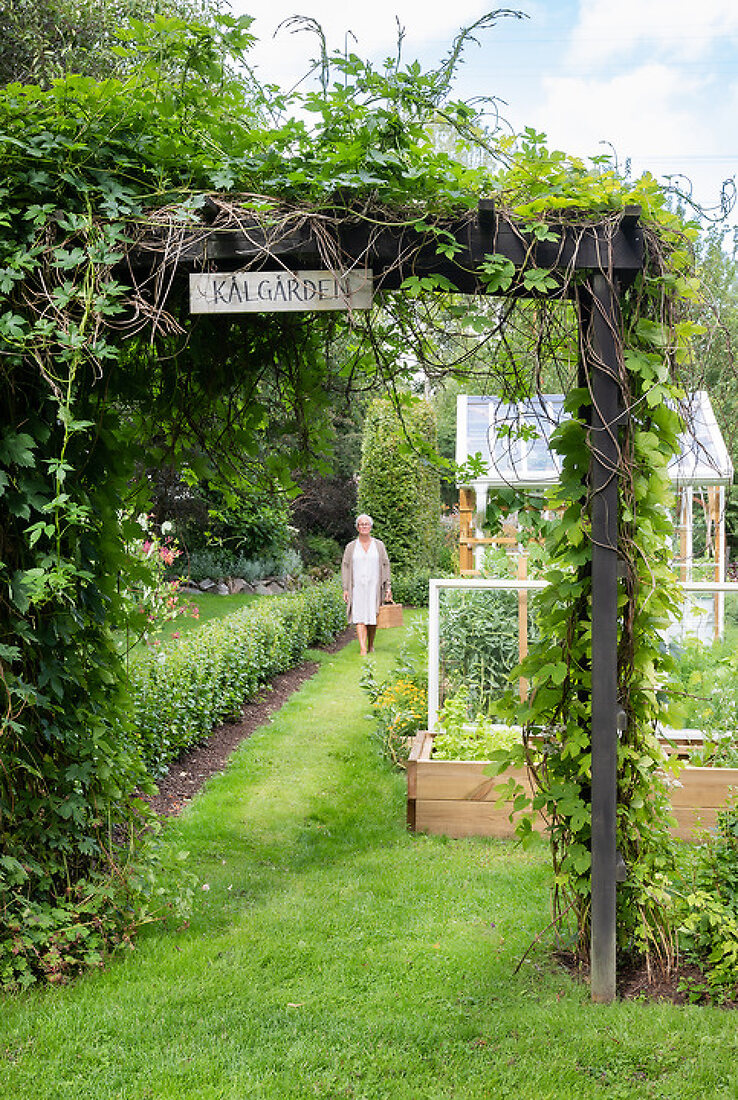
[352,539,380,625]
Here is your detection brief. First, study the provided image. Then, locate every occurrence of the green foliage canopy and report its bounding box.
[0,0,230,87]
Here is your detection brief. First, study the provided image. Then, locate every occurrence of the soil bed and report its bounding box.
[554,951,727,1006]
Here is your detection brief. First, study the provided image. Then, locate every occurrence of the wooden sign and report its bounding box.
[189,269,373,314]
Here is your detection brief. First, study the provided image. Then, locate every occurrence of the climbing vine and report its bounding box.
[0,9,712,982]
[485,193,703,969]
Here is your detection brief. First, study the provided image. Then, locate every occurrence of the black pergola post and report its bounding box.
[583,273,621,1003]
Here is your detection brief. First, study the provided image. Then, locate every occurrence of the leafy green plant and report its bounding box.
[0,820,194,994]
[432,688,520,760]
[668,636,738,765]
[390,567,454,608]
[367,676,427,767]
[483,486,553,542]
[361,631,428,765]
[675,798,738,1001]
[302,534,343,569]
[490,353,691,967]
[438,587,524,717]
[179,547,303,583]
[120,514,200,655]
[176,478,294,565]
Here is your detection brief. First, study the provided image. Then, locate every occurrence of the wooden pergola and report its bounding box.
[129,199,645,1003]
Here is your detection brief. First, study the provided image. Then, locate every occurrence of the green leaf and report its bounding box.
[521,268,558,293]
[0,432,36,466]
[480,254,515,293]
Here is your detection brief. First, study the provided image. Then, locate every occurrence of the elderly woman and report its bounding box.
[341,514,392,655]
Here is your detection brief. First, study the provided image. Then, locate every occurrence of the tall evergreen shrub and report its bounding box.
[357,398,441,571]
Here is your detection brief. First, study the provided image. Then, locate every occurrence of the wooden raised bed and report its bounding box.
[407,730,738,842]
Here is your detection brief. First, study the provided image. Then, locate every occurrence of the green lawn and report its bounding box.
[2,612,738,1099]
[162,590,261,636]
[122,590,262,652]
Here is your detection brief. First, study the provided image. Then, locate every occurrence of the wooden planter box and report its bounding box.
[407,730,738,842]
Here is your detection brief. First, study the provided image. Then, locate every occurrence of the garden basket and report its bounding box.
[377,601,403,628]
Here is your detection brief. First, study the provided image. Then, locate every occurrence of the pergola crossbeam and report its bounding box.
[126,202,645,297]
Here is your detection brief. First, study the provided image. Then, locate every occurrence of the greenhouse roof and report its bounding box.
[456,390,733,489]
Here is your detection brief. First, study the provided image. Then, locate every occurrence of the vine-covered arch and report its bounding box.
[1,13,702,1002]
[149,199,639,1004]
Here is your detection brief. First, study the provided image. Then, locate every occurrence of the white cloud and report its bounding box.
[531,64,736,209]
[568,0,738,65]
[538,65,706,159]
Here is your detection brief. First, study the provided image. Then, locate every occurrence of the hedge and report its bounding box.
[125,578,347,775]
[390,569,456,608]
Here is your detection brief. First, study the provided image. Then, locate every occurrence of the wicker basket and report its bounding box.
[376,602,403,629]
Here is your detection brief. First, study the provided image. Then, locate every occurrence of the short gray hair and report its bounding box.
[355,513,373,529]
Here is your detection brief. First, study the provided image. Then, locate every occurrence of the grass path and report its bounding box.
[2,614,738,1099]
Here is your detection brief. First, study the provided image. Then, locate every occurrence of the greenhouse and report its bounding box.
[455,390,734,640]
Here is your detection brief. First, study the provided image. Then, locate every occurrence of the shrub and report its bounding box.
[676,798,738,1002]
[0,822,194,994]
[179,546,304,583]
[170,479,294,564]
[391,569,440,607]
[302,533,344,569]
[358,397,441,572]
[125,579,346,774]
[390,568,459,608]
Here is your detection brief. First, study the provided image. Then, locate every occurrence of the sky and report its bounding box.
[236,0,738,228]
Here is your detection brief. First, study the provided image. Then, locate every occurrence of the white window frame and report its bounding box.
[427,577,546,732]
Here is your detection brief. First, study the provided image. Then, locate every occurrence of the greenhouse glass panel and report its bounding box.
[458,394,565,487]
[457,390,732,490]
[670,391,733,487]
